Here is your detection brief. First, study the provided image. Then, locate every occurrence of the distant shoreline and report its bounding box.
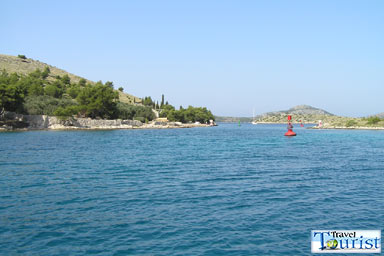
[308,126,384,130]
[218,122,384,130]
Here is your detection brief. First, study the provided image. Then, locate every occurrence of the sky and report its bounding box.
[1,0,383,117]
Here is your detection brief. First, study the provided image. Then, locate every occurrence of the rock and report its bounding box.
[121,120,143,126]
[153,121,167,126]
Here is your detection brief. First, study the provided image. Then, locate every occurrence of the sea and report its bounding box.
[1,123,383,255]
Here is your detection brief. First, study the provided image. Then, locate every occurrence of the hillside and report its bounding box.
[0,54,215,125]
[261,105,333,117]
[256,105,335,123]
[0,54,91,84]
[0,54,141,104]
[254,105,384,128]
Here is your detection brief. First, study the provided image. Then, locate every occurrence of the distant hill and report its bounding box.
[373,112,384,118]
[215,105,334,123]
[262,105,334,116]
[0,54,141,104]
[256,105,334,123]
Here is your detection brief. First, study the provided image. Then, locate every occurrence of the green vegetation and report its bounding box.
[0,69,156,121]
[0,55,215,124]
[25,95,77,115]
[345,120,357,127]
[116,102,155,122]
[142,96,160,110]
[142,96,155,108]
[160,104,214,123]
[366,116,381,125]
[0,72,25,113]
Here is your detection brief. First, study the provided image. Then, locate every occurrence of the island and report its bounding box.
[216,105,384,130]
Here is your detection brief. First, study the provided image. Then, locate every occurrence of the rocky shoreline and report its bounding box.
[0,112,212,131]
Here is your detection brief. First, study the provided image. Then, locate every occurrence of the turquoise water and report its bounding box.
[1,123,383,255]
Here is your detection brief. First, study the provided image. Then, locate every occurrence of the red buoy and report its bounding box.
[285,115,297,136]
[285,129,297,136]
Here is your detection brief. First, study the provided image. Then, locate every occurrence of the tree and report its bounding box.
[45,84,62,98]
[0,83,25,113]
[161,94,164,107]
[142,96,154,106]
[42,67,50,79]
[158,103,214,123]
[26,79,44,96]
[78,78,86,87]
[77,83,118,118]
[17,55,26,59]
[67,84,81,98]
[61,74,71,85]
[105,81,114,88]
[118,87,124,92]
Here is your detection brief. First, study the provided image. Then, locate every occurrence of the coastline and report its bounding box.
[308,126,384,130]
[0,112,213,131]
[220,121,384,130]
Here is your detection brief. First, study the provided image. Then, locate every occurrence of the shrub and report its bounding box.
[24,95,58,115]
[61,75,71,85]
[17,55,26,59]
[78,78,86,87]
[345,120,357,127]
[367,116,381,125]
[23,95,77,115]
[53,105,82,117]
[134,117,145,123]
[42,67,50,79]
[116,102,155,121]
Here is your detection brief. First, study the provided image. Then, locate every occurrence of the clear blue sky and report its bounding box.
[1,0,383,117]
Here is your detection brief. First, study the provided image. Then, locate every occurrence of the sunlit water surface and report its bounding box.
[1,124,383,255]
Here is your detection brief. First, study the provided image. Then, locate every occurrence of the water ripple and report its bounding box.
[1,124,384,255]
